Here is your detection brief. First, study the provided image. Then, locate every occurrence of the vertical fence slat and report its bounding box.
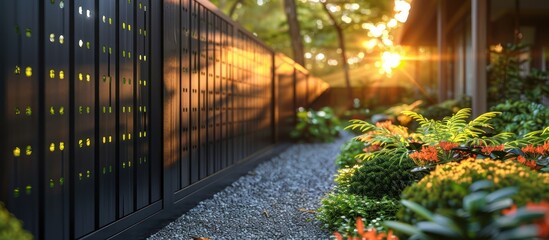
[0,0,330,238]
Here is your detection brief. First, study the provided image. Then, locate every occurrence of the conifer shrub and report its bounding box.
[347,156,426,200]
[399,158,549,224]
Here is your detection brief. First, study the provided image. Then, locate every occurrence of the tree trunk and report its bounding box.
[283,0,305,66]
[228,0,243,19]
[322,3,353,105]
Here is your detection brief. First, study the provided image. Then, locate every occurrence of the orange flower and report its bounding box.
[526,202,549,238]
[535,141,549,155]
[522,144,538,155]
[410,146,439,163]
[514,155,538,169]
[364,144,381,153]
[502,204,518,215]
[439,141,459,151]
[375,121,393,129]
[356,217,365,236]
[516,155,527,164]
[526,159,538,169]
[334,231,344,240]
[333,217,400,240]
[481,144,505,155]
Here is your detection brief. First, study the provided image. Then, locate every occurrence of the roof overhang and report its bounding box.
[396,0,437,46]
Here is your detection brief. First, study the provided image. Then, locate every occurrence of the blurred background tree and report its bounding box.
[211,0,410,102]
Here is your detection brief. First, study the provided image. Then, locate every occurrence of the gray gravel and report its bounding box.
[148,134,349,240]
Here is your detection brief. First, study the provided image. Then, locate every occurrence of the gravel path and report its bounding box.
[148,134,349,240]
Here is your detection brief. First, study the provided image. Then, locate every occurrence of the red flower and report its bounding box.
[439,141,459,151]
[535,141,549,155]
[522,144,538,155]
[526,202,549,238]
[481,144,505,154]
[409,146,439,163]
[516,155,527,164]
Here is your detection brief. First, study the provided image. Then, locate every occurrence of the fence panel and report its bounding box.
[44,0,71,238]
[0,0,329,239]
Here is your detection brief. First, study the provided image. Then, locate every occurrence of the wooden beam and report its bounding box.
[437,0,448,102]
[472,0,488,117]
[444,2,470,36]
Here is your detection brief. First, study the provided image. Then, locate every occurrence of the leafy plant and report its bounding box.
[403,108,513,146]
[347,156,426,200]
[490,100,549,137]
[346,108,513,163]
[398,158,549,225]
[0,203,33,240]
[346,120,412,163]
[334,165,361,193]
[290,107,341,142]
[384,100,423,126]
[317,193,399,234]
[488,43,549,105]
[336,139,366,168]
[334,217,398,240]
[386,180,548,240]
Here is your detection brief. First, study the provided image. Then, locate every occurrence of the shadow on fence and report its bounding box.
[0,0,328,239]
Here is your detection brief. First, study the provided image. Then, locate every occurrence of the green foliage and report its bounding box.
[488,43,549,105]
[490,100,549,137]
[346,120,412,163]
[317,193,399,234]
[506,126,549,148]
[0,203,33,240]
[403,108,513,146]
[348,157,426,200]
[398,158,549,225]
[347,108,513,163]
[290,107,341,142]
[335,139,366,168]
[334,165,360,193]
[386,180,547,240]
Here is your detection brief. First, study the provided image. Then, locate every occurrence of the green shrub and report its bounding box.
[399,158,549,224]
[317,193,399,234]
[335,139,365,168]
[290,107,341,142]
[334,165,360,193]
[488,43,549,105]
[0,203,33,240]
[490,100,549,137]
[387,180,548,240]
[348,157,426,200]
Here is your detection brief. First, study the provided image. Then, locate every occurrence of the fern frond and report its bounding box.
[478,132,515,146]
[345,119,377,133]
[469,111,501,125]
[401,110,430,127]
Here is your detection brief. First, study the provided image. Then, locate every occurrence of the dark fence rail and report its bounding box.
[0,0,328,239]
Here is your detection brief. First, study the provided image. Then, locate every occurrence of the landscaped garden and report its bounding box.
[2,0,549,239]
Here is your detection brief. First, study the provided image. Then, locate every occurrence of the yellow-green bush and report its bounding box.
[0,203,32,240]
[399,158,549,224]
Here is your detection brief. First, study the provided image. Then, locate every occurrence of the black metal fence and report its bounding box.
[0,0,328,239]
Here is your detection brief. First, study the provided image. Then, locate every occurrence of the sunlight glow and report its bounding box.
[490,44,503,53]
[381,51,401,74]
[362,39,378,50]
[327,59,338,66]
[387,19,397,28]
[341,15,352,24]
[327,4,339,13]
[394,0,411,22]
[315,53,326,61]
